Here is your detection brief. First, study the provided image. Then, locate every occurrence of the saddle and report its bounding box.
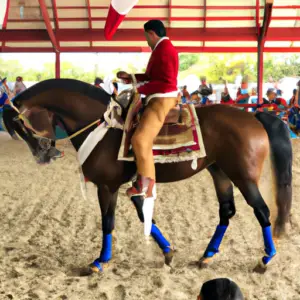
[126,93,189,140]
[117,90,202,160]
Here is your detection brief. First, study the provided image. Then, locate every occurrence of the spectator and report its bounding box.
[198,278,244,300]
[289,88,298,108]
[236,76,249,104]
[14,76,27,95]
[263,88,277,104]
[220,80,234,105]
[181,85,190,104]
[275,89,288,108]
[94,77,103,87]
[0,78,10,107]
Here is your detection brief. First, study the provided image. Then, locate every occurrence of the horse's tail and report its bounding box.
[255,112,293,238]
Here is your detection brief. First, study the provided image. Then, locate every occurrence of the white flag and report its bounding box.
[0,0,9,29]
[105,0,139,40]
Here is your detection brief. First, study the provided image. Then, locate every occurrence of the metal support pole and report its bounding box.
[257,40,264,104]
[55,52,60,79]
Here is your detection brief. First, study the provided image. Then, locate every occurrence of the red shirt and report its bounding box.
[275,97,288,107]
[136,38,179,95]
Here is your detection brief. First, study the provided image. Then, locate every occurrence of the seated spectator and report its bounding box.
[289,88,298,108]
[236,76,250,104]
[220,80,234,105]
[198,76,213,105]
[14,76,27,95]
[181,85,190,104]
[274,89,288,109]
[198,278,244,300]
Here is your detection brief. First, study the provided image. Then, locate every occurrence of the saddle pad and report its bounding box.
[118,98,206,163]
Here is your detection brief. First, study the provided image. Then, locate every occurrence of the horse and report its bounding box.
[3,78,292,272]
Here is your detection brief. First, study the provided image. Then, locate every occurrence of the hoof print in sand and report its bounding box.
[113,285,126,300]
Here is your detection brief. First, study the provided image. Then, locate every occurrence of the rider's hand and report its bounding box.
[117,71,131,84]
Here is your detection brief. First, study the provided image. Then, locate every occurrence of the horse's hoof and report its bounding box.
[262,254,276,266]
[89,264,102,273]
[164,248,175,266]
[199,256,214,268]
[89,260,109,273]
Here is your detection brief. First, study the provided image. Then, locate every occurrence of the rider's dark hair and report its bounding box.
[200,278,244,300]
[144,20,166,37]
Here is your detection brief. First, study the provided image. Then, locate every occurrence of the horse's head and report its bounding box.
[2,105,59,164]
[3,79,112,164]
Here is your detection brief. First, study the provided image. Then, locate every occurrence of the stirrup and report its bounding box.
[126,174,155,198]
[127,175,156,236]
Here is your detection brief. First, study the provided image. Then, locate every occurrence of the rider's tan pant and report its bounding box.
[131,97,178,180]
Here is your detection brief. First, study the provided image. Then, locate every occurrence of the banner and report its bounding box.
[0,0,9,29]
[104,0,139,40]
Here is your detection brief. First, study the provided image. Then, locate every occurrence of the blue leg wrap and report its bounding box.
[99,233,113,262]
[151,224,171,254]
[262,226,276,265]
[204,225,228,258]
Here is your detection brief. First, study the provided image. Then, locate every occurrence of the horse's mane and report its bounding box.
[13,78,111,107]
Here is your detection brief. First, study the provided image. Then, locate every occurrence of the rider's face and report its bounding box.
[144,31,155,50]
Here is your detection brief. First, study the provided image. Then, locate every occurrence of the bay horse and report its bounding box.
[3,79,292,272]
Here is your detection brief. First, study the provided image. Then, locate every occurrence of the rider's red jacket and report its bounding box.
[135,37,179,95]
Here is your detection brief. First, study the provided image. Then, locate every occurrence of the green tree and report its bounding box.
[179,54,199,72]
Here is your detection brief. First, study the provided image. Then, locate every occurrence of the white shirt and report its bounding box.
[153,37,169,51]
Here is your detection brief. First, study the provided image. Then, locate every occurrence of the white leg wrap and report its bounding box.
[142,184,157,236]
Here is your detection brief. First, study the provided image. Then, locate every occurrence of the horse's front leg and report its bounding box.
[131,195,175,265]
[90,184,118,272]
[200,164,235,267]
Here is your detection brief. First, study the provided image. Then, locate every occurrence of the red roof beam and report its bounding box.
[3,27,300,43]
[203,0,207,47]
[86,0,92,47]
[260,0,274,41]
[38,0,60,52]
[9,16,300,23]
[3,46,300,53]
[0,28,257,42]
[54,5,300,9]
[51,0,59,30]
[1,0,11,52]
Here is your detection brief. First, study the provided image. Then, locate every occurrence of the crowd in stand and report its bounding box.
[0,76,27,107]
[180,75,299,111]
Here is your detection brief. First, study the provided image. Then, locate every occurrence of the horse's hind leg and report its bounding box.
[235,180,276,266]
[200,164,235,265]
[90,185,118,272]
[131,196,174,265]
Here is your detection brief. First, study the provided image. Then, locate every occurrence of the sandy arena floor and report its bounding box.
[0,133,299,300]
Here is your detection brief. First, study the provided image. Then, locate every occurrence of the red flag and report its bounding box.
[105,0,139,40]
[0,0,10,29]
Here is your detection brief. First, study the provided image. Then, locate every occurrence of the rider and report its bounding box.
[117,20,179,236]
